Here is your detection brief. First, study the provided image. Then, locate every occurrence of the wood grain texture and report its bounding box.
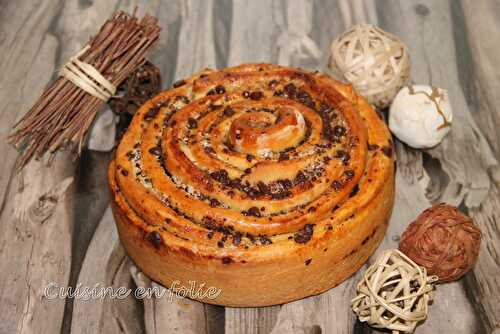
[457,3,500,331]
[0,0,498,333]
[376,2,499,333]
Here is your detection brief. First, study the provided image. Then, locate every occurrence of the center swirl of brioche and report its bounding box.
[228,107,306,157]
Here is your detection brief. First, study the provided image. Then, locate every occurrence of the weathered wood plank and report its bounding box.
[456,3,500,331]
[373,0,497,333]
[0,1,498,333]
[457,0,500,157]
[71,208,143,334]
[0,1,79,333]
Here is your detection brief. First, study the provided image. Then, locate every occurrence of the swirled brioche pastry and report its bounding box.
[109,64,395,306]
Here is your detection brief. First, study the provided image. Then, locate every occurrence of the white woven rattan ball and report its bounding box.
[351,249,437,333]
[329,24,411,109]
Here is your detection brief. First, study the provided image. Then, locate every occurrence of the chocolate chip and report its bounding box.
[187,117,198,129]
[230,178,243,189]
[333,125,346,137]
[319,102,332,113]
[209,104,222,110]
[249,91,263,100]
[244,186,259,199]
[278,152,289,161]
[223,107,235,117]
[257,181,269,194]
[382,146,393,158]
[202,216,217,230]
[278,179,293,190]
[126,151,136,160]
[246,233,256,243]
[284,83,297,98]
[297,90,314,108]
[173,79,186,88]
[297,90,311,100]
[215,85,226,94]
[335,150,347,159]
[175,95,190,104]
[336,150,351,164]
[148,146,162,156]
[209,198,220,207]
[233,232,242,246]
[350,184,360,197]
[305,259,312,266]
[210,169,230,186]
[222,256,233,264]
[294,224,314,244]
[146,231,162,249]
[243,206,261,217]
[268,80,278,88]
[144,107,159,121]
[271,189,292,200]
[331,180,342,191]
[295,171,307,184]
[259,235,273,245]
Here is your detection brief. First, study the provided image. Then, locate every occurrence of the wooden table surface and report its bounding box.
[1,1,499,333]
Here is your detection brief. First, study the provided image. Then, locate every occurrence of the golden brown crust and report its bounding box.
[108,63,395,306]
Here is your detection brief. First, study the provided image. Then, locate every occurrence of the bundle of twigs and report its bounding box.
[9,10,161,170]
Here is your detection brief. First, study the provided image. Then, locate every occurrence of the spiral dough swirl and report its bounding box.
[109,64,395,306]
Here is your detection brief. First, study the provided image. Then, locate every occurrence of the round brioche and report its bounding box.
[108,63,395,307]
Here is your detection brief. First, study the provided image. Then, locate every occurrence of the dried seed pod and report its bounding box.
[109,61,162,115]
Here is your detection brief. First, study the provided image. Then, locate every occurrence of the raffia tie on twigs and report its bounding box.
[8,10,161,171]
[351,249,438,334]
[59,45,117,101]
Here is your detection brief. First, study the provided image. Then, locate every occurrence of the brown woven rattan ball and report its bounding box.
[399,203,481,282]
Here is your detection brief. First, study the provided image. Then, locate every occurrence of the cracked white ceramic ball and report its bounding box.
[389,85,453,149]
